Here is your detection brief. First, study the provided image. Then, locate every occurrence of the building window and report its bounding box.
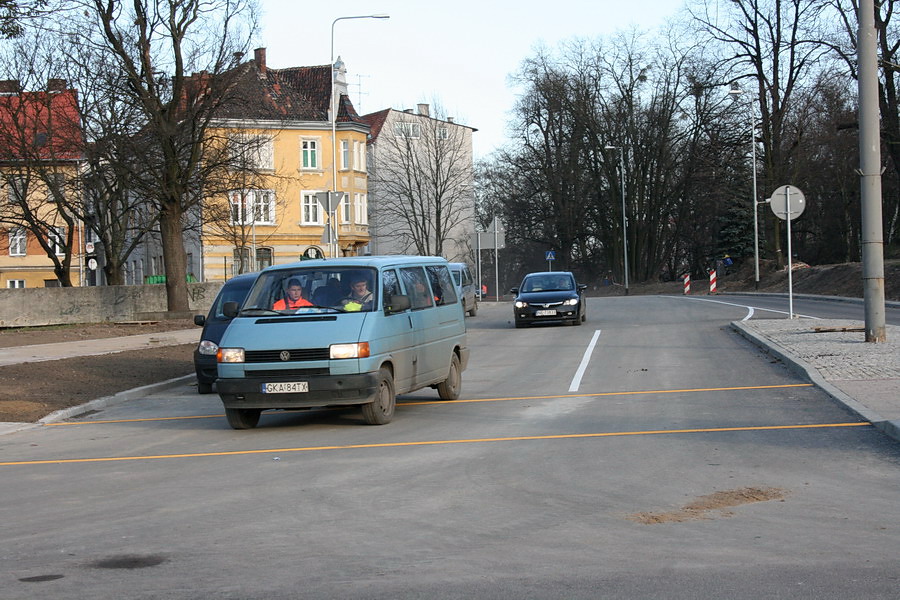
[302,192,322,224]
[437,126,449,140]
[8,228,26,256]
[231,134,273,170]
[355,140,366,171]
[7,279,25,288]
[229,190,275,225]
[341,193,351,224]
[301,139,318,169]
[341,139,350,170]
[48,226,66,256]
[355,193,368,225]
[394,122,421,139]
[256,247,272,271]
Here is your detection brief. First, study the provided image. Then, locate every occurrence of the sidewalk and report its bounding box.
[0,328,200,367]
[732,318,900,443]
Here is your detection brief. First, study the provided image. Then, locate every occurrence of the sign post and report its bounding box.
[770,184,806,319]
[545,250,555,271]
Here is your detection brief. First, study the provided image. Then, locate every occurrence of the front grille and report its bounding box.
[245,368,330,378]
[245,348,330,363]
[527,301,564,308]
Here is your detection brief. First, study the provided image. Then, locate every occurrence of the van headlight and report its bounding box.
[330,342,370,359]
[198,340,219,356]
[218,348,245,363]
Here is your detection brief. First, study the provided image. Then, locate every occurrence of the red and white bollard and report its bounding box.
[683,274,691,295]
[709,269,717,294]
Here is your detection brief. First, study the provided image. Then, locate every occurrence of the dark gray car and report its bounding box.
[192,272,257,393]
[510,271,587,328]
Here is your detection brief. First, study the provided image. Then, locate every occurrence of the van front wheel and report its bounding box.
[225,408,261,430]
[362,368,395,425]
[437,354,462,400]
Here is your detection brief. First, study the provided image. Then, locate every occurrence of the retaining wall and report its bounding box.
[0,282,223,328]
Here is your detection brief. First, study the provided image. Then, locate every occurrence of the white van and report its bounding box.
[448,262,478,316]
[216,256,469,429]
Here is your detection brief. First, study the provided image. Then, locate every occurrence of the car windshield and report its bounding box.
[242,267,378,314]
[522,275,574,292]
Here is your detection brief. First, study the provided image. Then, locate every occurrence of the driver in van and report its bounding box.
[273,278,313,310]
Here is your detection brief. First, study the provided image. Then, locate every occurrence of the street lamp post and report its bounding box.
[604,145,628,295]
[330,13,389,258]
[729,83,760,290]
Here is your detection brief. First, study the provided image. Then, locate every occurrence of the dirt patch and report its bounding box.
[627,486,788,524]
[0,343,195,422]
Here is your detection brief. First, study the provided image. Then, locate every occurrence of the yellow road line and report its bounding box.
[45,383,816,426]
[0,422,870,467]
[399,383,814,406]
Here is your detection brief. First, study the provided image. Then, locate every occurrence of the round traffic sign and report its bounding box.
[769,185,806,221]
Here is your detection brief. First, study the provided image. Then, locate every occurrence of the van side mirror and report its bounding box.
[385,294,411,314]
[222,301,239,318]
[194,314,206,327]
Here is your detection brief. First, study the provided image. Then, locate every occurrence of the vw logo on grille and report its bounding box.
[279,350,291,361]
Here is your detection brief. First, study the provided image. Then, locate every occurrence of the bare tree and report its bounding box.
[690,0,832,267]
[369,103,475,260]
[47,0,258,310]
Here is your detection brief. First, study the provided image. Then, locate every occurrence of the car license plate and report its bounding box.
[535,309,556,316]
[262,381,309,394]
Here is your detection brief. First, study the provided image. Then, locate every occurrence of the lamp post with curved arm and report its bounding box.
[729,82,760,290]
[329,14,389,257]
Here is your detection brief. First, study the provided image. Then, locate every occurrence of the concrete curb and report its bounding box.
[0,374,195,436]
[730,321,900,444]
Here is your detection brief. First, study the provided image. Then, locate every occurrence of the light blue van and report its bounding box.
[216,256,469,429]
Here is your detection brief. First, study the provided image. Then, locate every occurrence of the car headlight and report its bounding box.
[563,298,579,306]
[330,342,370,359]
[198,340,219,356]
[514,301,527,308]
[218,348,245,363]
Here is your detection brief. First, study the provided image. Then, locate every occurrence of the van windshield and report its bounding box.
[241,267,378,314]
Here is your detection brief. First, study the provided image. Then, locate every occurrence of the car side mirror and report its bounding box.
[222,301,239,318]
[510,287,519,294]
[194,314,206,327]
[578,284,588,292]
[385,294,411,314]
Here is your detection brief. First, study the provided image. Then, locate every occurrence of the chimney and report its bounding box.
[254,47,266,75]
[0,79,21,93]
[447,117,455,123]
[47,78,67,92]
[417,103,430,117]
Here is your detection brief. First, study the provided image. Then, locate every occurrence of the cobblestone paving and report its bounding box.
[741,319,900,381]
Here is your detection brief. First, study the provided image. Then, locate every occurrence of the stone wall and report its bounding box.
[0,282,223,328]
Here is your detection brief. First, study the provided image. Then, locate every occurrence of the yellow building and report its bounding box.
[196,48,371,282]
[0,79,87,288]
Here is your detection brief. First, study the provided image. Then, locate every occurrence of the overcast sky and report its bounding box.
[258,0,686,159]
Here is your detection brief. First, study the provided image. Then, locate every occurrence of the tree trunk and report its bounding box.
[159,204,189,312]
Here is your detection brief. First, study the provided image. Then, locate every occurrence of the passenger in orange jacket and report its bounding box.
[273,278,313,310]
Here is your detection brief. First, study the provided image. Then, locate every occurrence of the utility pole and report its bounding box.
[858,0,887,342]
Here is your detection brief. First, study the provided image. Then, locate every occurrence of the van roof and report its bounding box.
[262,255,450,273]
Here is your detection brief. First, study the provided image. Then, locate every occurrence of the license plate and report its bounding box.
[261,381,309,394]
[535,309,557,316]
